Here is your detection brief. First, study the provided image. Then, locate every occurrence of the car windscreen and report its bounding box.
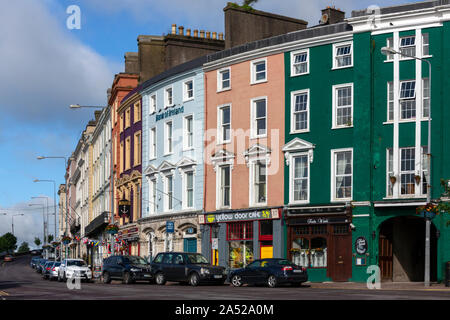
[123,256,148,265]
[67,260,87,267]
[54,262,61,266]
[186,254,209,264]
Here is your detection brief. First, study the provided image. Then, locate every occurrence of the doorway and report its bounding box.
[378,216,437,282]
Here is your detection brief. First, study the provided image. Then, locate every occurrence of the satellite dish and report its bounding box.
[321,13,329,24]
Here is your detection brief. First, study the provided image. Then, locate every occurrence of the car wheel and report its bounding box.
[103,272,111,284]
[155,272,166,285]
[188,273,200,287]
[231,275,243,287]
[267,275,277,288]
[123,272,132,285]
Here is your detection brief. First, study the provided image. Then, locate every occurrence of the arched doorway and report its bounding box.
[378,216,437,282]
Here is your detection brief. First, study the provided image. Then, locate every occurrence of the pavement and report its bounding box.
[309,281,450,291]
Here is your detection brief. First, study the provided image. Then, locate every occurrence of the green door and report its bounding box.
[183,238,197,253]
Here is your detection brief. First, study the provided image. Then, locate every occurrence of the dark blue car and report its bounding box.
[229,258,308,288]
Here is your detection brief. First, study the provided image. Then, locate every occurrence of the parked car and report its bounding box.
[58,259,92,282]
[4,255,14,262]
[30,256,41,269]
[229,258,308,288]
[30,250,41,256]
[102,255,153,284]
[36,259,47,273]
[42,261,55,280]
[46,261,61,281]
[150,252,227,286]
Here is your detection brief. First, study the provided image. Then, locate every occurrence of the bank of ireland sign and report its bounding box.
[202,208,280,224]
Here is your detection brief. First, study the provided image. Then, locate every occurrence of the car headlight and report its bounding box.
[130,268,141,272]
[200,268,210,275]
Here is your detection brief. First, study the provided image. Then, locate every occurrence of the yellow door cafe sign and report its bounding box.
[199,208,280,224]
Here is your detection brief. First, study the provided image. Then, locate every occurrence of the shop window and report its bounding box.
[259,220,273,259]
[290,226,328,268]
[333,224,349,235]
[228,222,254,268]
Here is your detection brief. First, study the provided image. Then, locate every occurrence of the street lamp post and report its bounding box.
[29,203,46,258]
[11,214,24,236]
[381,46,432,287]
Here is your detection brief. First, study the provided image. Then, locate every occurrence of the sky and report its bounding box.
[0,0,419,249]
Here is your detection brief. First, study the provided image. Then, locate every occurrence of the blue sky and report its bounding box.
[0,0,418,248]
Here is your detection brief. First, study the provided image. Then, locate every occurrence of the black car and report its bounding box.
[30,256,41,269]
[150,252,227,286]
[229,258,308,288]
[102,255,153,284]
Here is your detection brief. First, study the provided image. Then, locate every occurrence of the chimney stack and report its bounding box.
[320,6,345,25]
[212,32,217,39]
[219,32,224,40]
[206,31,211,39]
[171,24,177,34]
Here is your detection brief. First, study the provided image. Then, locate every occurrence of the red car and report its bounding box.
[4,255,14,262]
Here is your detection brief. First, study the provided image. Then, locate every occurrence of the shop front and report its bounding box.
[117,224,140,256]
[200,207,283,269]
[84,211,110,274]
[285,205,352,282]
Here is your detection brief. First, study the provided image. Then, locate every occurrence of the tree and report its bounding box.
[18,242,30,253]
[34,237,41,248]
[243,0,259,6]
[0,233,17,254]
[47,235,54,243]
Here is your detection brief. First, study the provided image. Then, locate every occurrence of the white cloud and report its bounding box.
[0,0,118,128]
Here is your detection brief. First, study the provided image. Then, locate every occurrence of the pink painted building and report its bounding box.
[200,52,285,268]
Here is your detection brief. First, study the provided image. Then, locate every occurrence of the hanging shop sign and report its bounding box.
[201,208,280,224]
[156,106,184,122]
[355,236,368,255]
[118,199,131,217]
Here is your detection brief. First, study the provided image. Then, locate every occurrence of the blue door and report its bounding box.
[183,238,197,253]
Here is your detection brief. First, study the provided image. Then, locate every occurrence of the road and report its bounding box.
[1,255,450,300]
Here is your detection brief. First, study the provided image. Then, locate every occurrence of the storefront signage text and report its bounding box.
[156,106,184,122]
[306,218,329,224]
[203,208,279,224]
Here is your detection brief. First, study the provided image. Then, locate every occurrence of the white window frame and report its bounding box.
[289,152,310,205]
[217,67,231,92]
[332,41,353,69]
[331,148,353,202]
[182,170,195,210]
[399,80,416,120]
[149,127,156,159]
[216,164,232,209]
[291,49,309,76]
[332,83,354,129]
[217,104,232,144]
[387,81,394,121]
[150,94,157,114]
[164,86,174,109]
[399,147,415,196]
[290,89,310,133]
[249,159,268,207]
[149,178,157,214]
[164,121,173,155]
[399,35,416,60]
[250,58,267,84]
[386,148,394,197]
[183,114,194,151]
[250,97,267,139]
[164,173,174,212]
[183,79,194,102]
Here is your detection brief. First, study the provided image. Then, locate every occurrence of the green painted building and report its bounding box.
[283,1,450,283]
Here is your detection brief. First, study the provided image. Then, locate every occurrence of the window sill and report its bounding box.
[290,129,309,135]
[383,118,431,125]
[332,65,353,70]
[183,97,194,103]
[250,134,267,140]
[249,203,268,208]
[331,125,353,130]
[290,72,309,77]
[250,79,267,86]
[217,88,231,93]
[216,141,231,146]
[183,147,195,152]
[164,152,174,157]
[331,198,352,203]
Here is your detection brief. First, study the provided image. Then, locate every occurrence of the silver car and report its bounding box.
[48,261,61,280]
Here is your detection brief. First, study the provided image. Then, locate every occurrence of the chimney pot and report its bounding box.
[171,24,177,34]
[212,32,217,39]
[200,30,205,38]
[219,32,224,40]
[186,28,191,36]
[178,26,184,35]
[206,31,211,39]
[194,29,199,37]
